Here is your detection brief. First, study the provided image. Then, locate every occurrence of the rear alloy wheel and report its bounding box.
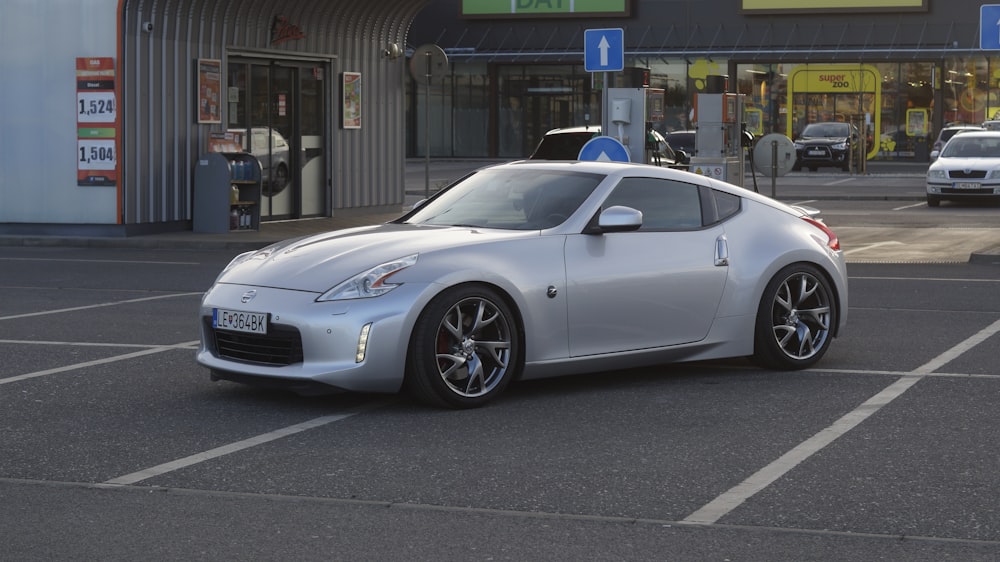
[406,285,520,408]
[752,264,835,370]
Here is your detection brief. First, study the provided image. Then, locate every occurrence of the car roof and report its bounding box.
[542,126,602,135]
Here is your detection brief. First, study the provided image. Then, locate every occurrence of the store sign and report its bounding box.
[461,0,630,18]
[271,16,305,45]
[742,0,925,13]
[76,57,117,187]
[789,66,879,93]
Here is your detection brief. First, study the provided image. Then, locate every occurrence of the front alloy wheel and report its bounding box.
[406,285,520,408]
[752,264,835,370]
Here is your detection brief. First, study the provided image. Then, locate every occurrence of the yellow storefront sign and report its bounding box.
[789,65,880,94]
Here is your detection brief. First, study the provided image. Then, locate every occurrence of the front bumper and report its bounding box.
[197,281,434,394]
[926,180,1000,198]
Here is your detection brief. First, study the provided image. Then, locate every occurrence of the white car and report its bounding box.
[926,131,1000,207]
[198,160,848,408]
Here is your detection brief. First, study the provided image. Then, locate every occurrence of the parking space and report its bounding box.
[2,249,1000,558]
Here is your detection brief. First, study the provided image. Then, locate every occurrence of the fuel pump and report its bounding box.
[603,87,673,165]
[689,92,746,186]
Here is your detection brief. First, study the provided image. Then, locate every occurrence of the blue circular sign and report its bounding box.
[578,136,630,162]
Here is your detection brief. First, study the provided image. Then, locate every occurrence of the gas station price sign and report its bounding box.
[76,57,117,186]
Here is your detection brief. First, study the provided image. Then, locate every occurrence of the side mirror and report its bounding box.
[592,205,642,233]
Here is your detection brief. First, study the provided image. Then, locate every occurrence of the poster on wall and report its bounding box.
[342,72,361,129]
[198,59,222,124]
[76,57,117,187]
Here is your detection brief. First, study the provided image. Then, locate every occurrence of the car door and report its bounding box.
[564,176,729,357]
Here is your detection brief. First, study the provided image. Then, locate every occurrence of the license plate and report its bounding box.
[213,308,268,334]
[807,149,825,156]
[953,182,981,189]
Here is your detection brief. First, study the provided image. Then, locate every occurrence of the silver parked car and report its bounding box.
[198,161,848,408]
[926,130,1000,206]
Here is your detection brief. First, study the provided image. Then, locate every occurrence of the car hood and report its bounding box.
[216,222,539,292]
[931,156,999,170]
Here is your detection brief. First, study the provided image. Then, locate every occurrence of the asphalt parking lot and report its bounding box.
[3,160,1000,559]
[2,248,1000,559]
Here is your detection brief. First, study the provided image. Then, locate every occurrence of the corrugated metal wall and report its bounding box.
[121,0,429,227]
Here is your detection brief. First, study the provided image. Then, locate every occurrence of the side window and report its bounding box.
[602,177,703,230]
[712,189,741,222]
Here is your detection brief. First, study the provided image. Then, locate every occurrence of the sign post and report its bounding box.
[409,45,449,198]
[584,28,624,137]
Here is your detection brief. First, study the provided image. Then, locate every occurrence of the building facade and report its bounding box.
[406,0,992,163]
[1,0,428,235]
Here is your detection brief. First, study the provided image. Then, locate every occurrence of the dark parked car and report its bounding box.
[529,126,684,168]
[793,122,860,172]
[663,130,696,164]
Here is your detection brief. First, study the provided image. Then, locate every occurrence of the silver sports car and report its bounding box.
[198,160,847,408]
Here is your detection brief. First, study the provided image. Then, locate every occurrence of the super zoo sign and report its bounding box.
[789,65,880,93]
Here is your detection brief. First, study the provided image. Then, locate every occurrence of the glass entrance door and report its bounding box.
[227,59,327,220]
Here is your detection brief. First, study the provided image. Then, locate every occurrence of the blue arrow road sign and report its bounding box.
[982,5,1000,50]
[584,28,624,72]
[578,136,630,162]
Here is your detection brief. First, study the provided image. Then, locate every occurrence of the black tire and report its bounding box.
[927,196,941,207]
[405,285,520,408]
[752,264,836,370]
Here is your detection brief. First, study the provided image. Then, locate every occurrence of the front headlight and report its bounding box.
[988,169,1000,179]
[832,142,848,150]
[317,254,419,302]
[793,142,804,149]
[927,169,947,179]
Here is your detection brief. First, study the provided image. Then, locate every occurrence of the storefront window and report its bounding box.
[453,64,489,157]
[644,58,692,134]
[497,64,593,158]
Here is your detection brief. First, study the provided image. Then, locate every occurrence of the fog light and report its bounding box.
[356,323,372,363]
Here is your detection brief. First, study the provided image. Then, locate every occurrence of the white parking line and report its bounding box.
[683,316,1000,525]
[892,202,927,211]
[0,341,200,385]
[823,178,856,186]
[842,241,904,255]
[104,400,395,486]
[0,292,203,321]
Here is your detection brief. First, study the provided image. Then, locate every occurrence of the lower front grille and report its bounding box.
[948,170,987,179]
[204,317,304,366]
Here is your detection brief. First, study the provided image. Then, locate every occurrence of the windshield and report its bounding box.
[403,168,604,230]
[940,137,1000,158]
[802,123,849,138]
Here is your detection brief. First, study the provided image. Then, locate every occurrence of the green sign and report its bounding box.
[462,0,629,17]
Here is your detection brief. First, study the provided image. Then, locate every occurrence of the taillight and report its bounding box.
[801,216,840,251]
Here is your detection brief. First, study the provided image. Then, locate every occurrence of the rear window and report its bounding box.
[802,123,849,137]
[530,132,597,160]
